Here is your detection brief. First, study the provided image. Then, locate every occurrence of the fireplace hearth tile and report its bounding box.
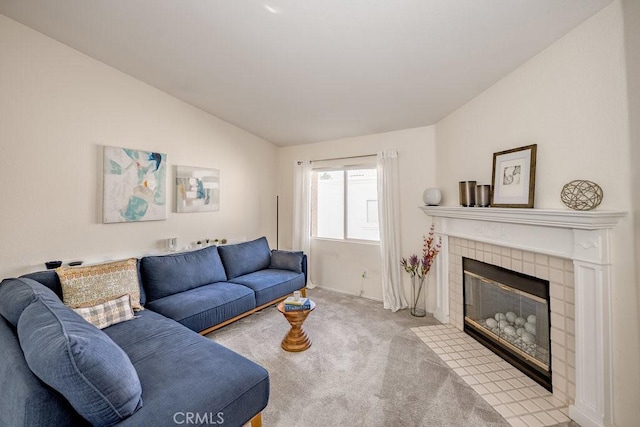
[507,418,528,427]
[475,373,490,383]
[548,409,571,423]
[484,394,502,406]
[472,384,490,395]
[485,382,502,393]
[495,380,514,392]
[478,365,492,374]
[520,387,541,399]
[533,412,556,425]
[531,397,554,410]
[520,414,545,427]
[487,372,502,382]
[521,399,541,412]
[505,401,528,416]
[494,404,515,418]
[495,391,516,403]
[412,324,571,427]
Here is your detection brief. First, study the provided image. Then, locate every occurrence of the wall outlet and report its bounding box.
[359,269,367,297]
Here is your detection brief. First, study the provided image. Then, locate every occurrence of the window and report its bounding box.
[311,166,379,241]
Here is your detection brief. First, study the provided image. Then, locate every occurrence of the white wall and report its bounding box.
[0,15,278,278]
[435,2,639,425]
[278,126,437,302]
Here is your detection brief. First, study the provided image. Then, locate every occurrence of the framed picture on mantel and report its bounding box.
[491,144,537,208]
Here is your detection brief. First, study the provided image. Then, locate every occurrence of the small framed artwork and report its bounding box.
[491,144,537,208]
[176,166,220,212]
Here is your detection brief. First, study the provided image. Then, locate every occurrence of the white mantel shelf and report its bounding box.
[420,206,627,230]
[421,204,628,427]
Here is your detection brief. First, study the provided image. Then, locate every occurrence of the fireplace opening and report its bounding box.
[463,258,552,391]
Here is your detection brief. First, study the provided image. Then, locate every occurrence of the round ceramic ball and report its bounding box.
[495,313,506,321]
[525,322,536,335]
[498,320,510,330]
[423,188,442,206]
[522,331,536,344]
[486,318,498,328]
[516,327,525,337]
[504,326,516,336]
[515,317,526,327]
[505,312,517,323]
[527,314,536,324]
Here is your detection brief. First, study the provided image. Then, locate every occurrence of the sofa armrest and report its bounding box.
[302,254,308,286]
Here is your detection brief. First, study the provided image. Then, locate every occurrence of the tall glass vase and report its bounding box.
[411,274,427,317]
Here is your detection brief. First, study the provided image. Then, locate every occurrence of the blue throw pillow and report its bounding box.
[270,250,303,273]
[17,294,143,426]
[218,237,272,279]
[140,245,227,302]
[0,278,59,326]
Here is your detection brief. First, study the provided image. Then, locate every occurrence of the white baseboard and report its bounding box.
[313,284,383,303]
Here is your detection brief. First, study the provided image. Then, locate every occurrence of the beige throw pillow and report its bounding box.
[56,258,143,310]
[73,294,135,329]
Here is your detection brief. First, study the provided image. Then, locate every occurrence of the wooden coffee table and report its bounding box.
[277,300,316,352]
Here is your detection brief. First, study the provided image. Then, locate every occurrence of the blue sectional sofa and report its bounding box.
[0,237,307,426]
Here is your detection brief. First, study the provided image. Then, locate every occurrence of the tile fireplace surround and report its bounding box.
[420,206,626,427]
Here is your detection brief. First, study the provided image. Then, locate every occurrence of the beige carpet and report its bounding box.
[208,288,523,426]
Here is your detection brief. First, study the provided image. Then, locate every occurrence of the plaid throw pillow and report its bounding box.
[56,258,142,310]
[73,294,135,329]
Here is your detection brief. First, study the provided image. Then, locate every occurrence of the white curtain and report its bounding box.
[292,160,316,288]
[377,150,407,311]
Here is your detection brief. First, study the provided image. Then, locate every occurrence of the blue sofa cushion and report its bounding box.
[17,293,143,427]
[218,237,272,279]
[19,270,63,297]
[230,270,306,306]
[270,250,304,273]
[140,246,227,302]
[103,310,269,427]
[0,278,60,326]
[145,282,256,332]
[0,315,90,427]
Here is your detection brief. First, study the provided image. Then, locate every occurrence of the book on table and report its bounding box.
[284,296,311,311]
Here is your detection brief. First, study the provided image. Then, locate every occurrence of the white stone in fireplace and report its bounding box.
[421,206,626,427]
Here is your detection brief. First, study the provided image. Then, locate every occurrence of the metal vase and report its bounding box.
[475,185,491,207]
[459,181,476,207]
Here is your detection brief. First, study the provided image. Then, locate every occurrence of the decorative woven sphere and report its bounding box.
[561,180,603,210]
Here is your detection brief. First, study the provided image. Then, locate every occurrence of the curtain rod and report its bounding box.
[297,153,377,165]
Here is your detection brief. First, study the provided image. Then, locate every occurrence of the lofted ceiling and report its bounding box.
[0,0,612,146]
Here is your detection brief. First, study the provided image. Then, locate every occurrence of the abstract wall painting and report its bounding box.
[103,146,167,223]
[176,166,220,213]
